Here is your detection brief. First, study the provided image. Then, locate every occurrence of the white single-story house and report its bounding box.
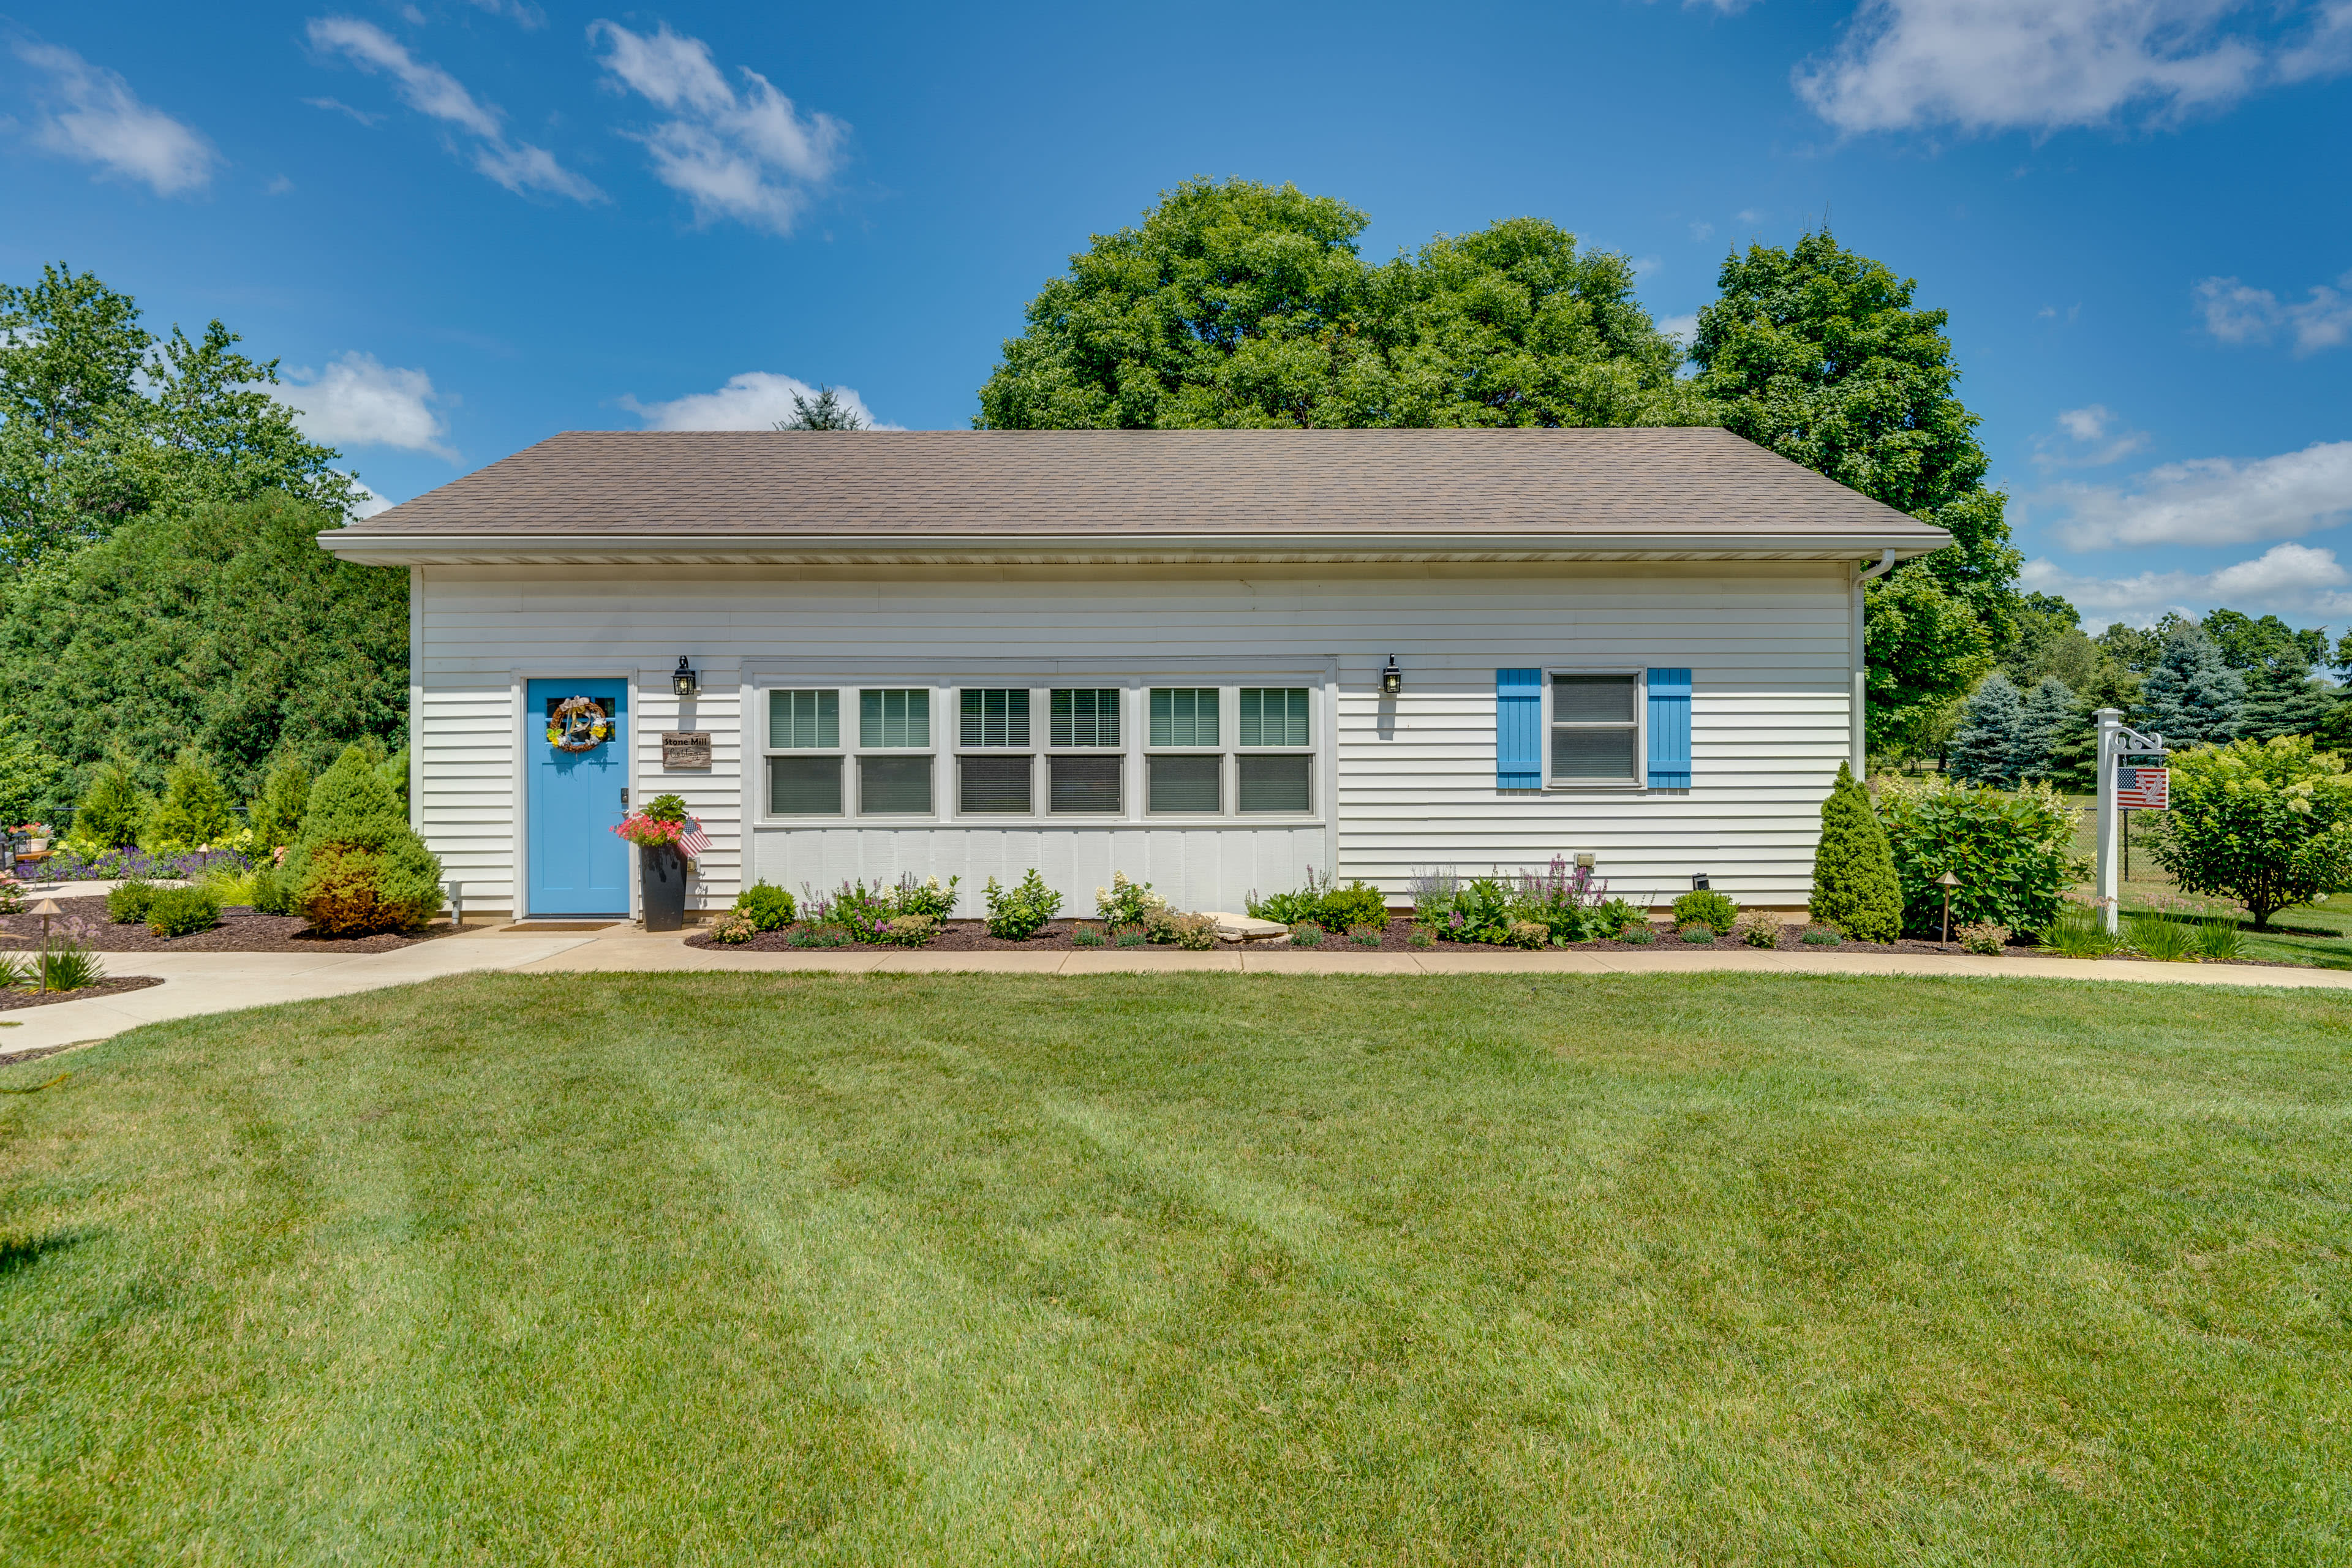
[320,428,1949,922]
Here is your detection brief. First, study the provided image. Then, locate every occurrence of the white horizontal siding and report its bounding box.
[417,562,1852,914]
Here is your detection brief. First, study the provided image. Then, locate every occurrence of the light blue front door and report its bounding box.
[527,678,630,915]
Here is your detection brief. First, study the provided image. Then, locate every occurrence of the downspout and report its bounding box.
[1852,549,1894,777]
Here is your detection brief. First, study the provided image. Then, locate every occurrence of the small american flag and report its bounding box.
[677,815,712,858]
[2116,766,2169,810]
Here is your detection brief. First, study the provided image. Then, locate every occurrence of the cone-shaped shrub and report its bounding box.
[143,750,236,850]
[247,756,313,851]
[1809,762,1901,942]
[284,744,441,934]
[70,756,148,850]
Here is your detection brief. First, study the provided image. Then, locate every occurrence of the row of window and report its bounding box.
[762,685,1314,819]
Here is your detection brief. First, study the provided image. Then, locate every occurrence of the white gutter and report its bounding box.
[318,530,1951,567]
[1851,549,1896,777]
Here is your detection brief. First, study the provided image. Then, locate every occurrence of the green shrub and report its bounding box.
[283,744,443,935]
[1113,927,1148,948]
[1618,923,1656,944]
[1246,887,1318,925]
[1809,762,1902,943]
[2146,736,2352,929]
[142,750,235,851]
[1738,912,1782,948]
[1314,880,1388,932]
[1505,921,1548,949]
[1678,924,1717,943]
[250,861,296,915]
[883,913,939,947]
[733,882,797,930]
[146,884,222,938]
[1672,889,1738,930]
[1449,877,1513,943]
[36,937,106,991]
[107,878,160,924]
[1591,897,1646,936]
[1155,911,1219,950]
[1406,926,1434,949]
[1801,926,1842,946]
[1877,774,2085,940]
[70,756,148,850]
[982,869,1060,940]
[893,874,959,921]
[200,865,259,906]
[1349,924,1384,947]
[1287,923,1323,947]
[247,757,313,851]
[1072,924,1106,948]
[709,913,756,945]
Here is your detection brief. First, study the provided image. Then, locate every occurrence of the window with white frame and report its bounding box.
[1550,673,1640,785]
[756,680,1316,822]
[1047,688,1121,813]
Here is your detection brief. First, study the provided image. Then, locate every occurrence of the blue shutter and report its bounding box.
[1647,668,1692,788]
[1496,669,1542,789]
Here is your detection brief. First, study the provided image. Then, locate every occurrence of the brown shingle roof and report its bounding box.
[343,428,1950,546]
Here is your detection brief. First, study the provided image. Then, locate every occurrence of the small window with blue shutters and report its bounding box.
[1496,668,1692,790]
[1550,675,1640,784]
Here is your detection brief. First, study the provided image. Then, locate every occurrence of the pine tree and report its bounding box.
[1949,673,2027,786]
[774,386,867,431]
[2138,624,2245,745]
[2017,676,2074,780]
[279,743,441,933]
[1809,762,1902,941]
[68,755,146,848]
[247,755,312,850]
[143,748,234,849]
[2239,670,2336,741]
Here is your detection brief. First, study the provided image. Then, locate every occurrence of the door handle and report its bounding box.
[620,788,630,809]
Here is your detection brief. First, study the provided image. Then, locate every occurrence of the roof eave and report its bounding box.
[319,529,1953,567]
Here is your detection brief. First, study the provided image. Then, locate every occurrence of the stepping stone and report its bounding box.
[1202,912,1290,943]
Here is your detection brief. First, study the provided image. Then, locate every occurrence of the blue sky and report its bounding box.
[4,0,2348,631]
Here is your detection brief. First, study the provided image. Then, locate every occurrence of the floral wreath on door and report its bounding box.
[545,695,613,752]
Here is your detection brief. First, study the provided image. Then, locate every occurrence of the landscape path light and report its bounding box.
[1938,870,1960,945]
[31,895,58,994]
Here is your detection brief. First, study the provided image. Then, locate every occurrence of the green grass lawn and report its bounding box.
[4,973,2349,1565]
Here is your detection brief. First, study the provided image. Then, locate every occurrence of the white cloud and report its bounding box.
[278,352,456,460]
[2032,403,2150,469]
[10,41,218,195]
[1688,221,1714,241]
[2048,440,2352,549]
[305,16,603,203]
[1656,312,1700,345]
[304,95,385,126]
[2023,543,2352,624]
[1795,0,2352,135]
[2195,270,2352,354]
[619,372,887,431]
[590,20,846,235]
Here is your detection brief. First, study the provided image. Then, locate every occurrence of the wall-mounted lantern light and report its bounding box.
[672,657,699,699]
[1381,655,1402,696]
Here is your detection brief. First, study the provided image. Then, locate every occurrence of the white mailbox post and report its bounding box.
[2093,707,2168,934]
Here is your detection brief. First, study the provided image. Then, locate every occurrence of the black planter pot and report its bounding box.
[640,843,687,932]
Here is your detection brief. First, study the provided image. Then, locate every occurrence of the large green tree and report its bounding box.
[0,264,358,573]
[974,178,1704,431]
[0,492,407,822]
[1689,230,2021,752]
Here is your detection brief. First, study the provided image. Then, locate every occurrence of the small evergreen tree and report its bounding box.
[247,755,312,850]
[143,748,235,849]
[2239,669,2336,741]
[2138,624,2244,745]
[2017,676,2074,780]
[1809,763,1902,941]
[281,743,441,933]
[774,386,867,431]
[68,755,146,848]
[1948,673,2027,786]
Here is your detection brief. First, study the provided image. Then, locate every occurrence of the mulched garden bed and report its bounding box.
[683,914,2320,967]
[0,896,460,954]
[0,974,164,1011]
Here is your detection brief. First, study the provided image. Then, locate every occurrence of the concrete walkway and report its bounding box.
[6,924,2348,1057]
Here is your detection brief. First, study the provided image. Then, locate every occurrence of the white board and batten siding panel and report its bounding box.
[415,562,1853,914]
